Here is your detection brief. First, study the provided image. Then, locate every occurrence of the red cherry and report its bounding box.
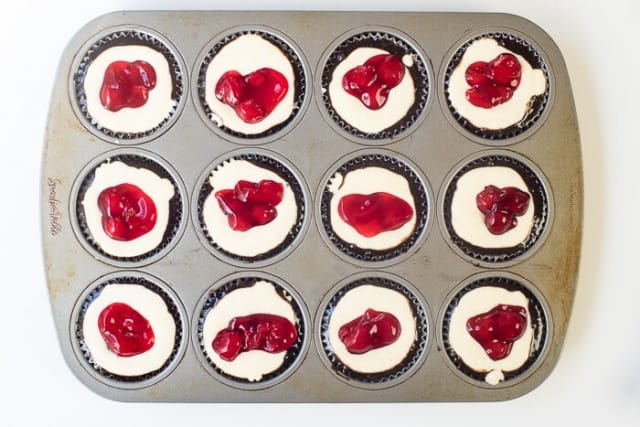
[493,305,528,341]
[214,70,245,107]
[211,329,244,362]
[97,183,157,241]
[214,179,285,231]
[235,180,284,205]
[215,68,288,123]
[489,53,522,87]
[465,84,514,109]
[98,302,155,357]
[367,54,406,86]
[465,61,491,86]
[215,189,250,231]
[100,60,157,112]
[484,210,517,235]
[466,304,527,361]
[341,53,405,110]
[463,53,521,108]
[236,98,267,123]
[212,313,298,361]
[476,184,502,214]
[475,185,531,235]
[338,308,401,354]
[482,339,513,361]
[499,186,531,216]
[343,65,377,93]
[465,86,493,109]
[337,192,414,238]
[249,203,278,226]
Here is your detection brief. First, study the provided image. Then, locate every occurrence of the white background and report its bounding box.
[1,0,638,425]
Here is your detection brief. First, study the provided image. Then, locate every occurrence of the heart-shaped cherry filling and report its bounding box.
[97,183,157,241]
[466,304,527,361]
[100,60,157,112]
[464,53,521,108]
[215,68,289,124]
[338,308,401,354]
[342,53,406,110]
[98,302,155,357]
[214,179,284,231]
[212,313,298,362]
[338,192,414,237]
[476,185,530,235]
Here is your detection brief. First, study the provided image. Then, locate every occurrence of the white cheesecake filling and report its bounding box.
[451,166,534,248]
[82,284,177,377]
[201,280,297,382]
[202,159,298,258]
[328,284,417,374]
[448,38,546,130]
[327,47,416,134]
[327,166,417,250]
[448,286,534,385]
[204,34,295,135]
[84,45,177,133]
[81,161,175,258]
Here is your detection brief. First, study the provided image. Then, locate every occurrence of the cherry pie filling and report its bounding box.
[341,54,406,110]
[100,60,157,112]
[215,68,289,123]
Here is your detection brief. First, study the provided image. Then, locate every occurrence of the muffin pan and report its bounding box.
[41,11,582,402]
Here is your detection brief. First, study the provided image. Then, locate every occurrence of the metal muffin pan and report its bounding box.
[41,11,582,402]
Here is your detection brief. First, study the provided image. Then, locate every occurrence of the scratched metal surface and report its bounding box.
[41,11,582,402]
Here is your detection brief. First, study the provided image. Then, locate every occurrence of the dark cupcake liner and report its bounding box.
[196,29,307,141]
[195,275,307,388]
[73,274,185,386]
[196,152,307,265]
[72,28,185,142]
[441,274,549,386]
[319,152,429,264]
[442,153,550,265]
[444,31,551,141]
[319,29,430,141]
[73,151,185,266]
[318,276,429,387]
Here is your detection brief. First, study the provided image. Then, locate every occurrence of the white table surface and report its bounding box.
[2,0,638,425]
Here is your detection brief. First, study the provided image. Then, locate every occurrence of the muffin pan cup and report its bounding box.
[42,11,582,402]
[70,25,188,144]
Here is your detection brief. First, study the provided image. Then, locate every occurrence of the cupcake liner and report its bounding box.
[73,152,185,266]
[73,274,185,385]
[72,28,185,141]
[319,152,429,264]
[444,31,551,141]
[196,29,308,141]
[194,275,307,388]
[318,276,429,387]
[442,153,550,264]
[441,275,548,385]
[319,29,430,141]
[196,152,307,264]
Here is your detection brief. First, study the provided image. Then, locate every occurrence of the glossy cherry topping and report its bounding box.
[476,185,530,235]
[342,54,406,110]
[97,183,158,241]
[338,192,414,237]
[215,68,288,124]
[464,53,521,108]
[98,302,155,357]
[212,313,298,362]
[466,304,527,361]
[214,179,285,231]
[100,60,157,112]
[338,308,401,354]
